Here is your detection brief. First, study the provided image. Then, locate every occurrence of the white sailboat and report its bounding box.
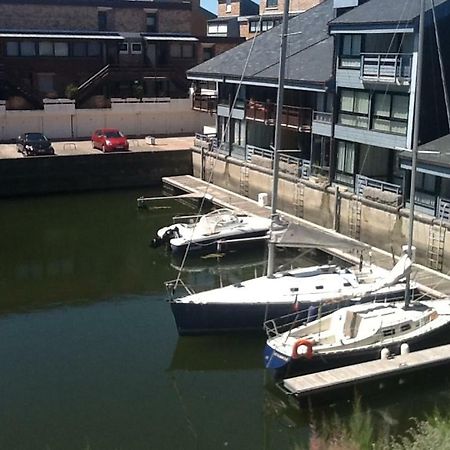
[263,0,450,379]
[164,0,414,335]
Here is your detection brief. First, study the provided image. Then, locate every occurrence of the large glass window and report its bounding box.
[336,141,356,184]
[20,41,36,56]
[170,43,194,59]
[6,41,19,56]
[39,41,53,56]
[340,34,362,69]
[267,0,278,7]
[54,42,68,57]
[338,89,369,128]
[372,93,408,135]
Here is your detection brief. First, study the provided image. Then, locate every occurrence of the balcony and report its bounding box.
[360,53,412,84]
[312,111,332,137]
[245,100,312,132]
[192,93,217,113]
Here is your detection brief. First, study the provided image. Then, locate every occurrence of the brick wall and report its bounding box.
[218,0,241,17]
[0,4,98,30]
[159,10,192,33]
[259,0,321,14]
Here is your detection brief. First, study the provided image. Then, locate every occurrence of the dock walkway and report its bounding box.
[162,175,450,298]
[282,343,450,398]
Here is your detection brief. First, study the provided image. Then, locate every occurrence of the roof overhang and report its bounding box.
[0,32,124,40]
[330,24,415,34]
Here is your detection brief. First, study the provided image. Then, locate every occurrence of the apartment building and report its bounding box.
[208,0,323,40]
[188,0,450,217]
[0,0,241,109]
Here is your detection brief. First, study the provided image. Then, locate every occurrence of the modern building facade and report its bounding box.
[188,0,450,217]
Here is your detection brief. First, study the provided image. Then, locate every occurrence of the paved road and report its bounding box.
[0,136,195,159]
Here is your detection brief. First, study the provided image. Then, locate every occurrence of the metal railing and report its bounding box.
[360,53,413,83]
[313,111,332,123]
[437,197,450,222]
[245,100,313,131]
[355,174,402,197]
[192,93,217,113]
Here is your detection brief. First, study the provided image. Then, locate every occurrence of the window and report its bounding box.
[372,93,408,135]
[39,41,53,56]
[249,21,260,33]
[98,11,107,31]
[338,89,369,128]
[131,43,142,54]
[336,141,355,184]
[170,43,194,59]
[146,13,157,32]
[267,0,278,7]
[88,42,101,56]
[208,23,227,34]
[54,42,68,57]
[262,20,274,31]
[382,328,396,337]
[203,46,214,61]
[119,42,129,54]
[20,41,36,56]
[340,34,362,69]
[6,41,19,56]
[226,0,231,13]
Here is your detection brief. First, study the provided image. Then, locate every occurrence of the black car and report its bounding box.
[17,132,55,156]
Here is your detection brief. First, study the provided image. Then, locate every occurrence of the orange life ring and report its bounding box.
[291,339,314,359]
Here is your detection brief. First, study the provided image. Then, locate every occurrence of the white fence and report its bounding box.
[0,98,214,141]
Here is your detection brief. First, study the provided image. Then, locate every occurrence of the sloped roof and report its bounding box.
[187,0,334,89]
[330,0,449,27]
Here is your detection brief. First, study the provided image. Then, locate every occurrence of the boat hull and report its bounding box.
[170,300,341,335]
[169,229,269,254]
[264,318,450,380]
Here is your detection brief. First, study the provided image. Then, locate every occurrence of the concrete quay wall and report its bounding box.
[0,150,192,196]
[193,150,450,273]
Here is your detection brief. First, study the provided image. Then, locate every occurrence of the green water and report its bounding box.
[1,188,450,450]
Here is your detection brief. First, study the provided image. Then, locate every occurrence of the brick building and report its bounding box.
[0,0,242,109]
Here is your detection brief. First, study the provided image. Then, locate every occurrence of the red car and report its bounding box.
[91,128,129,152]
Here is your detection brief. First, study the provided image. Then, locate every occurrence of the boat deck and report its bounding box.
[161,175,450,299]
[282,343,450,397]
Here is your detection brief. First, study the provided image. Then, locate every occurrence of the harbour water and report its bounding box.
[1,188,450,449]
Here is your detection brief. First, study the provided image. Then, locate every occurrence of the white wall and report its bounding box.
[0,99,214,140]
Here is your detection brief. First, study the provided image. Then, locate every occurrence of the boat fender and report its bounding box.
[291,339,314,360]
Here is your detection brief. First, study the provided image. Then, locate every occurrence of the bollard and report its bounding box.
[380,347,390,360]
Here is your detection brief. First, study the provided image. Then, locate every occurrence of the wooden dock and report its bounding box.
[161,175,450,298]
[282,343,450,398]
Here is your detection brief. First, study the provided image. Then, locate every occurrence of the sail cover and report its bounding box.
[273,222,369,249]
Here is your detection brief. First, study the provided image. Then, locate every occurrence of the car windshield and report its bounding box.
[104,130,123,138]
[25,133,47,142]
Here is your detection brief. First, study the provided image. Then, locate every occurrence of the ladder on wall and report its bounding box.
[427,223,446,271]
[349,198,362,240]
[294,182,305,218]
[240,165,249,197]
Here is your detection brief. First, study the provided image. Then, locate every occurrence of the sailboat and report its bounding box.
[263,0,450,379]
[164,0,414,335]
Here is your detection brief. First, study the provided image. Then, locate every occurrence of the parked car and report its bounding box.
[16,132,55,156]
[91,128,129,152]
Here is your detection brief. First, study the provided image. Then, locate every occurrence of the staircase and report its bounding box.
[76,64,111,104]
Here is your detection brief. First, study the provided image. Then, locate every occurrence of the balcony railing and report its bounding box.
[360,53,412,84]
[192,93,217,113]
[245,100,312,131]
[313,111,332,123]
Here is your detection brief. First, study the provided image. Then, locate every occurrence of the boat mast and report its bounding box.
[405,0,425,307]
[267,0,290,278]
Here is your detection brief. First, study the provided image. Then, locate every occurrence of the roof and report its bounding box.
[0,0,191,9]
[330,0,449,28]
[187,0,334,90]
[0,30,124,39]
[400,134,450,170]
